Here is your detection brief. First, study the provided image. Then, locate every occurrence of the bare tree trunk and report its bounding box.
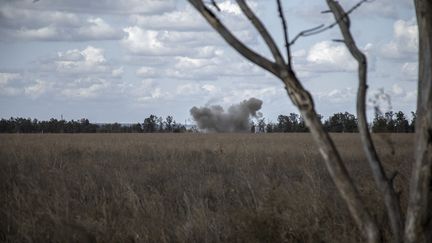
[326,1,403,242]
[405,1,432,242]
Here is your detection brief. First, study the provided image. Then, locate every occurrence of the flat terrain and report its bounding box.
[0,133,414,242]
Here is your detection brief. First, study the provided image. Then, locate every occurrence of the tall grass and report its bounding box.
[0,133,414,242]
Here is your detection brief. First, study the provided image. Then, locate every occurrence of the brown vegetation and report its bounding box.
[0,133,414,242]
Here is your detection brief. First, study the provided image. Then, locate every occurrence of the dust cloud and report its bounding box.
[190,98,263,132]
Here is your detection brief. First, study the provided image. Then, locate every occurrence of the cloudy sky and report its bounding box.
[0,0,417,123]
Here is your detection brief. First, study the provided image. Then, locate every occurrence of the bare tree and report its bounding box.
[188,0,432,242]
[326,1,403,242]
[405,1,432,243]
[188,0,378,241]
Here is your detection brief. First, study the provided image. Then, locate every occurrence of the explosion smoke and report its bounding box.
[190,97,263,132]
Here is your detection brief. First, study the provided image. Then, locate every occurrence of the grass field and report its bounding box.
[0,133,414,242]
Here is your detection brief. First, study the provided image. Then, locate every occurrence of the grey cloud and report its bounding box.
[190,97,263,132]
[291,0,413,26]
[8,0,176,15]
[0,2,129,41]
[1,45,126,100]
[129,3,251,32]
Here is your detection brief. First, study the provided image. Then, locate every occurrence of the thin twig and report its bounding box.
[289,24,325,46]
[276,0,292,68]
[210,0,221,11]
[290,0,373,45]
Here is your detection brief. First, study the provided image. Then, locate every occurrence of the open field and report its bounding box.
[0,133,414,242]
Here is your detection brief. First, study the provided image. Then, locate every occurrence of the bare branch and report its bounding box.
[290,24,325,45]
[290,0,372,45]
[326,1,403,242]
[188,0,281,77]
[276,0,292,68]
[210,0,221,11]
[405,1,432,242]
[236,0,285,66]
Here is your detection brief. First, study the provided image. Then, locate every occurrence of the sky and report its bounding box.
[0,0,418,123]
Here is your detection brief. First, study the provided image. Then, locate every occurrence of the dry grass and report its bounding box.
[0,133,414,242]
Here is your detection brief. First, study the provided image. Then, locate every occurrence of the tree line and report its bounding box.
[0,115,187,133]
[259,111,415,133]
[0,110,415,133]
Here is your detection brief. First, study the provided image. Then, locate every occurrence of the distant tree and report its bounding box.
[165,116,173,132]
[277,115,291,132]
[172,121,186,133]
[325,112,357,133]
[257,118,266,133]
[143,115,158,133]
[157,116,164,132]
[385,111,395,132]
[265,121,275,133]
[409,111,416,132]
[250,122,256,133]
[297,115,308,132]
[372,112,388,133]
[131,123,143,133]
[395,111,410,133]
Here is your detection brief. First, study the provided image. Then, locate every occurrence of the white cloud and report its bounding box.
[7,0,176,15]
[24,79,52,98]
[129,6,209,32]
[344,0,412,19]
[291,41,376,75]
[122,25,256,57]
[0,73,52,98]
[135,53,262,81]
[392,83,404,96]
[136,66,158,78]
[55,46,108,74]
[122,27,179,56]
[176,83,219,96]
[132,79,169,102]
[305,41,357,72]
[75,17,120,40]
[0,7,80,29]
[381,19,418,60]
[401,62,417,81]
[60,78,111,99]
[0,46,126,100]
[314,87,356,104]
[404,90,417,102]
[0,73,21,86]
[389,84,417,103]
[122,1,258,57]
[14,26,58,40]
[0,6,122,41]
[111,67,124,78]
[0,73,23,96]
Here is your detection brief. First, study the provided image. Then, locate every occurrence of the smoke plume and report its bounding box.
[190,98,263,132]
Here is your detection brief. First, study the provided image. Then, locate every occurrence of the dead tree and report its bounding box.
[188,0,431,242]
[326,1,403,242]
[188,0,378,241]
[405,1,432,243]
